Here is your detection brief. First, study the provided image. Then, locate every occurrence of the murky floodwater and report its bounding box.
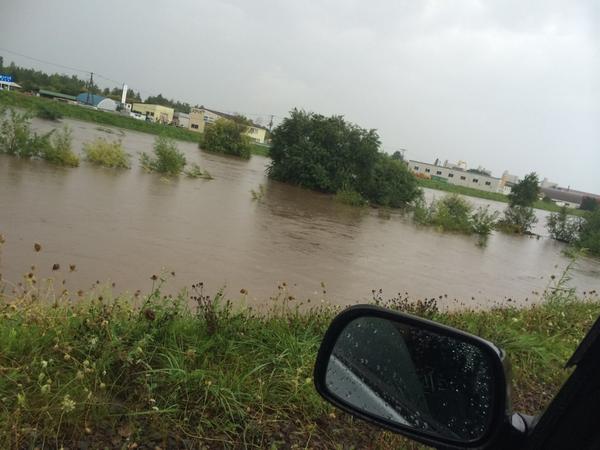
[1,118,598,309]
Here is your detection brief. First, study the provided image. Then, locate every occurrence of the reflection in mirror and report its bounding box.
[325,316,495,442]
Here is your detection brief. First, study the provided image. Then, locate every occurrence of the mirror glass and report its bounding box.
[325,316,496,442]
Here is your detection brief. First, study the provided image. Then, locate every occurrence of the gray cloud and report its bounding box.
[1,0,598,191]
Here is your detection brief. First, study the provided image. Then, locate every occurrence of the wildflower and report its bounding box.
[40,384,51,394]
[17,393,26,407]
[144,309,156,321]
[41,360,48,369]
[76,371,84,380]
[100,382,106,389]
[63,353,71,361]
[61,394,76,413]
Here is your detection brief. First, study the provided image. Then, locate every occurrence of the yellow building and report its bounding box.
[131,103,174,124]
[188,106,268,144]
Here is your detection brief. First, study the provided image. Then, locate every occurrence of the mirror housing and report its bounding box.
[314,305,518,449]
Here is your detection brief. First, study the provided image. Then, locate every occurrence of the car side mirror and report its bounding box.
[314,305,510,449]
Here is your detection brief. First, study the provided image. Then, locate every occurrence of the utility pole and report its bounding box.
[268,114,274,132]
[85,72,94,105]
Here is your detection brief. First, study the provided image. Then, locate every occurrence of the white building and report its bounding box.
[409,160,505,193]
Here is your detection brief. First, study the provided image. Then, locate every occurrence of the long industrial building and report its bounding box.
[408,160,505,193]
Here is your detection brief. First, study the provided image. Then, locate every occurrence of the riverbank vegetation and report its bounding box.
[39,125,79,167]
[413,194,498,239]
[184,162,213,179]
[140,136,187,176]
[83,138,131,169]
[201,118,252,159]
[269,109,421,208]
[0,246,598,449]
[0,106,78,166]
[417,177,585,216]
[548,207,600,256]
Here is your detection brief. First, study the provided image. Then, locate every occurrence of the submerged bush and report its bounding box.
[412,194,499,237]
[546,207,584,243]
[430,194,473,232]
[140,135,186,175]
[0,107,39,157]
[201,118,252,159]
[184,162,213,179]
[334,188,367,206]
[498,205,538,234]
[83,137,130,168]
[38,126,79,167]
[35,103,63,121]
[471,206,500,236]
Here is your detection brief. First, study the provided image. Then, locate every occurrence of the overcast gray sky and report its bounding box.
[1,0,598,192]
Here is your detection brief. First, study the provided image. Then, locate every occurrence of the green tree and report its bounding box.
[391,150,404,161]
[577,209,600,256]
[201,118,251,159]
[268,109,420,207]
[508,172,540,207]
[364,154,420,208]
[580,196,599,212]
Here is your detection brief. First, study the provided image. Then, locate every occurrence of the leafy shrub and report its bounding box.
[430,194,473,232]
[35,103,63,121]
[412,196,435,225]
[577,209,600,256]
[268,109,421,207]
[412,194,499,237]
[335,188,366,206]
[580,196,599,212]
[184,162,213,179]
[83,138,130,168]
[39,126,79,167]
[471,206,500,236]
[498,205,538,234]
[546,207,584,243]
[0,107,39,157]
[140,136,186,175]
[201,118,251,159]
[364,154,421,208]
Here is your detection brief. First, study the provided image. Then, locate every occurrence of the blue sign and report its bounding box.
[0,74,13,83]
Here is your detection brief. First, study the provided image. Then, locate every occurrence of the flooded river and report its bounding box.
[1,118,599,309]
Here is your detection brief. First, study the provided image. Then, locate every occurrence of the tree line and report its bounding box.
[0,58,196,110]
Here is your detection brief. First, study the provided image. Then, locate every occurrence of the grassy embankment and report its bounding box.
[0,244,598,449]
[0,91,269,157]
[418,178,585,217]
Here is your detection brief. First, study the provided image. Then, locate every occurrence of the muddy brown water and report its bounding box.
[0,118,598,309]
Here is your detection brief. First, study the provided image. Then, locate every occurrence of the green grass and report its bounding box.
[0,91,270,157]
[1,257,598,449]
[417,178,586,217]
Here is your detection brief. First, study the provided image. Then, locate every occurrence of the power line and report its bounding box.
[0,46,92,75]
[0,47,283,122]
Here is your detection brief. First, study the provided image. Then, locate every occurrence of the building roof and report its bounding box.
[408,159,501,181]
[0,81,22,89]
[38,89,77,101]
[76,93,112,107]
[541,187,600,205]
[197,105,268,130]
